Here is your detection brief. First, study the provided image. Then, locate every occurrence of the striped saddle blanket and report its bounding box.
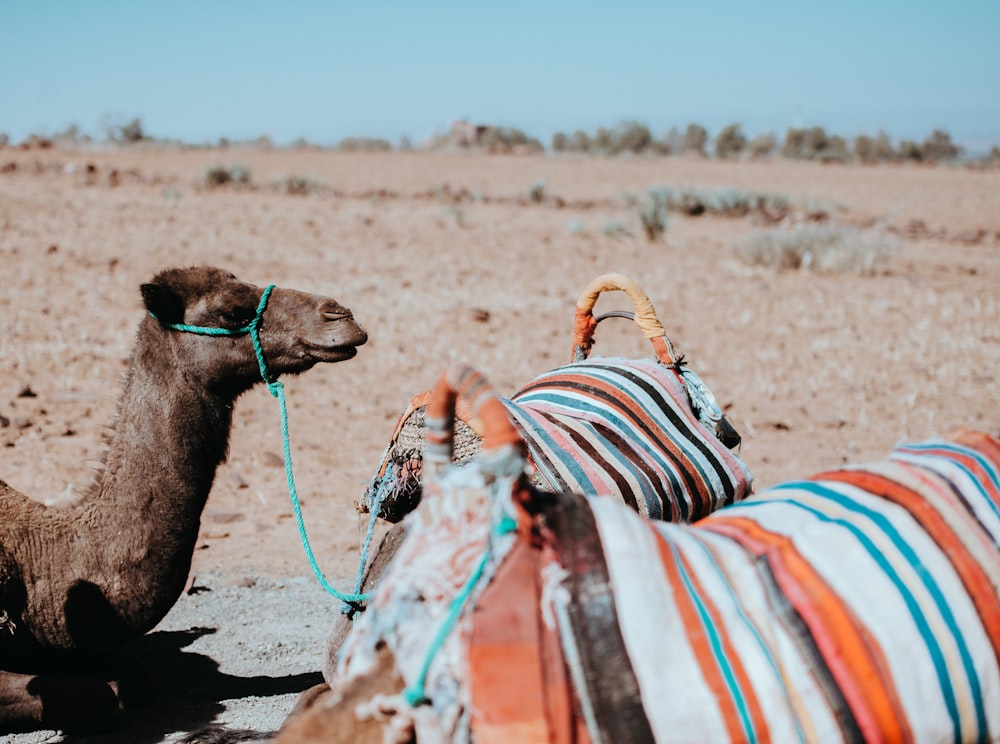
[367,357,752,523]
[517,429,1000,743]
[506,357,751,521]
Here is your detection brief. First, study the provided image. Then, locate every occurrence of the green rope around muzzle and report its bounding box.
[150,284,374,608]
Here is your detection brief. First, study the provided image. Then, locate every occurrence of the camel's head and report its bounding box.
[141,266,367,390]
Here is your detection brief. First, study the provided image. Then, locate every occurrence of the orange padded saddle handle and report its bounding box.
[423,363,525,467]
[571,272,680,366]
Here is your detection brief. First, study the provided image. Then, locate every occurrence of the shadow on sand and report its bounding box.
[54,627,320,744]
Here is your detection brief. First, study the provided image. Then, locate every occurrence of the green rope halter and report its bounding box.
[150,285,373,607]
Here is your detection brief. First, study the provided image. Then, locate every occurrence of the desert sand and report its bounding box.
[2,145,999,742]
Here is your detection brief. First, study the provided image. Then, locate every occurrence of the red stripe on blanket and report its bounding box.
[703,516,912,743]
[651,528,754,742]
[818,467,1000,663]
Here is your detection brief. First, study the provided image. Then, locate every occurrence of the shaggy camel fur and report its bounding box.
[278,365,1000,744]
[0,266,367,734]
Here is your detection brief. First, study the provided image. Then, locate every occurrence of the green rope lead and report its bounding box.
[152,284,373,606]
[403,513,518,707]
[269,378,373,605]
[402,547,491,707]
[343,481,389,617]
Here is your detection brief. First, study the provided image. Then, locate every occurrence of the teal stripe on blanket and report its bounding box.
[762,482,985,743]
[556,415,667,518]
[682,533,809,744]
[506,404,589,481]
[584,361,742,503]
[669,539,758,743]
[517,385,716,486]
[892,442,1000,522]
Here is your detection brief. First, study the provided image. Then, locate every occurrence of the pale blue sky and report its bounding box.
[3,1,998,152]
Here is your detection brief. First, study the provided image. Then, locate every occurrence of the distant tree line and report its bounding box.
[3,116,998,167]
[550,120,976,165]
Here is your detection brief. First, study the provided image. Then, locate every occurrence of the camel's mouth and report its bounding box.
[301,342,362,363]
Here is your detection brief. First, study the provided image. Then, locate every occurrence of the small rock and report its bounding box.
[226,470,249,489]
[17,385,36,398]
[260,451,284,467]
[205,509,245,524]
[12,415,31,429]
[220,575,257,589]
[954,228,986,245]
[185,575,211,594]
[903,219,928,240]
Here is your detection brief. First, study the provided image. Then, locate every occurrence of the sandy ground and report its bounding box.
[2,145,999,742]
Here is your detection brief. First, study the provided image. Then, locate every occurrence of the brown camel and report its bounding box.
[0,266,367,734]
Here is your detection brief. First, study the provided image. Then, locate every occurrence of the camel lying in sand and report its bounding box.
[0,266,367,734]
[278,364,1000,744]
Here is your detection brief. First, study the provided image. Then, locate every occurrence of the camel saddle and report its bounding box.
[467,490,655,744]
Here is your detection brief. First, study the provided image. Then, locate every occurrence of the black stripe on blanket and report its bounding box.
[587,363,739,506]
[539,409,647,514]
[756,554,863,740]
[545,490,656,743]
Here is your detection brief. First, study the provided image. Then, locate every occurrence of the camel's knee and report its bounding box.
[282,681,332,728]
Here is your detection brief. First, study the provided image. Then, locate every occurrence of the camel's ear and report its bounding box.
[141,282,185,324]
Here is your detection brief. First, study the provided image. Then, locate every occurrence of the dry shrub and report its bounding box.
[639,188,670,241]
[732,224,900,275]
[282,174,316,195]
[204,164,251,188]
[642,186,794,220]
[715,123,746,159]
[338,137,393,152]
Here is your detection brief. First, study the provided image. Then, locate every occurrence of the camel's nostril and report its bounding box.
[318,298,353,318]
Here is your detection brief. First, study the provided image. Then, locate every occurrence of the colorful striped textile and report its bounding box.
[506,357,752,521]
[334,365,1000,742]
[366,356,752,524]
[561,429,1000,743]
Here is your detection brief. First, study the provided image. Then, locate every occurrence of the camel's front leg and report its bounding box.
[0,669,120,733]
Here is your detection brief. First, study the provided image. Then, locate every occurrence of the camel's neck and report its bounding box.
[27,328,246,647]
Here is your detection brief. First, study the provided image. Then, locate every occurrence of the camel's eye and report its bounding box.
[219,307,255,328]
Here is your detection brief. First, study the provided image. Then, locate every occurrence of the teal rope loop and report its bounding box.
[402,512,518,707]
[153,284,276,341]
[342,480,390,618]
[150,284,373,607]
